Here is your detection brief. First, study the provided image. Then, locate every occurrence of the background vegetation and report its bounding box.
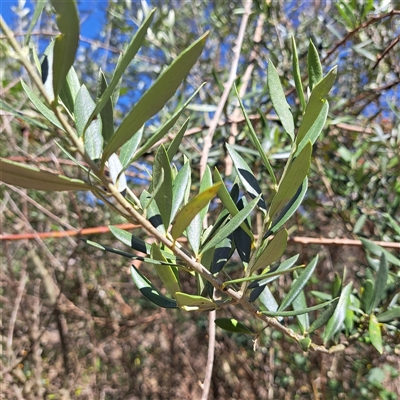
[1,0,399,399]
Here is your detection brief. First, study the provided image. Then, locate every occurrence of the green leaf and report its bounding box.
[152,146,173,229]
[50,0,80,100]
[369,314,383,354]
[167,117,190,161]
[74,85,103,160]
[21,80,65,131]
[265,177,308,237]
[172,183,222,241]
[130,266,177,308]
[360,238,400,267]
[295,102,329,157]
[324,282,353,344]
[150,243,180,298]
[234,86,276,184]
[308,40,323,91]
[370,253,388,310]
[200,195,260,255]
[361,279,375,314]
[296,66,337,146]
[213,168,254,239]
[171,162,191,221]
[377,307,400,323]
[270,141,312,218]
[0,158,90,191]
[119,126,144,168]
[251,229,288,273]
[199,165,213,222]
[211,236,234,273]
[175,292,216,311]
[96,69,115,143]
[267,61,294,141]
[215,318,254,334]
[279,255,318,312]
[187,214,202,255]
[261,299,335,317]
[59,66,81,114]
[102,32,208,162]
[134,85,204,161]
[226,144,267,212]
[86,10,155,130]
[41,42,55,101]
[307,299,339,334]
[258,285,279,312]
[291,35,306,113]
[293,287,310,333]
[140,190,165,235]
[24,0,46,45]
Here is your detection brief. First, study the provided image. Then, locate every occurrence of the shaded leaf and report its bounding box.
[50,0,79,99]
[360,238,400,267]
[293,287,310,333]
[109,225,148,254]
[291,35,306,112]
[261,299,335,317]
[361,279,374,314]
[324,282,353,344]
[279,255,318,311]
[267,60,294,141]
[215,318,254,334]
[377,307,400,323]
[307,299,339,334]
[0,158,90,191]
[102,32,208,162]
[270,141,312,218]
[96,69,114,143]
[211,236,234,273]
[130,266,177,308]
[370,253,388,310]
[24,0,46,45]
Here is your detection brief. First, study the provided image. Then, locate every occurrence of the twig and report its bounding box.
[199,0,253,178]
[201,309,216,400]
[372,35,400,70]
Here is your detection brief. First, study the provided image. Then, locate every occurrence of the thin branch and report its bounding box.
[199,0,253,178]
[372,35,400,70]
[201,309,216,400]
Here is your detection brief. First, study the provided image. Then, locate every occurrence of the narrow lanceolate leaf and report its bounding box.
[41,42,55,101]
[175,292,216,311]
[257,286,279,312]
[295,101,329,157]
[150,243,180,298]
[211,236,234,273]
[200,195,260,255]
[187,214,202,255]
[199,165,213,222]
[307,299,339,334]
[226,144,267,212]
[291,35,306,113]
[74,85,103,160]
[251,229,288,273]
[0,158,90,191]
[140,190,165,235]
[24,0,46,45]
[152,146,173,230]
[213,168,253,239]
[134,85,204,161]
[265,177,308,237]
[369,314,383,354]
[267,61,295,141]
[215,318,254,334]
[86,10,155,130]
[96,70,115,143]
[269,141,312,218]
[361,279,375,314]
[59,66,81,114]
[324,282,352,344]
[167,117,190,161]
[279,255,318,312]
[377,307,400,323]
[293,287,310,333]
[102,32,208,162]
[119,126,143,168]
[234,86,276,185]
[296,66,337,146]
[171,183,222,241]
[261,299,335,317]
[130,266,177,308]
[360,238,400,267]
[171,162,191,221]
[21,80,65,131]
[107,153,127,194]
[50,0,79,99]
[370,253,388,310]
[308,40,323,91]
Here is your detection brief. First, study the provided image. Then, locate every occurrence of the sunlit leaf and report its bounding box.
[0,158,90,191]
[261,299,335,317]
[102,32,208,162]
[369,314,383,354]
[360,238,400,267]
[308,39,323,91]
[130,266,177,308]
[370,253,388,310]
[119,126,144,168]
[279,255,318,311]
[96,69,115,143]
[291,35,306,112]
[140,190,165,234]
[293,286,310,333]
[167,117,190,161]
[59,66,81,114]
[171,162,191,221]
[24,0,46,45]
[107,153,127,195]
[215,318,254,334]
[175,292,216,311]
[267,60,294,141]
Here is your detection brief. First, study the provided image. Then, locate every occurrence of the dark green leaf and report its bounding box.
[0,158,90,191]
[279,255,318,311]
[167,117,190,161]
[96,70,114,143]
[215,318,254,334]
[377,307,400,323]
[360,238,400,267]
[370,253,388,310]
[270,141,312,218]
[50,0,79,99]
[291,35,306,113]
[261,299,335,317]
[308,40,323,91]
[199,165,213,222]
[211,236,234,273]
[102,32,208,162]
[267,61,294,141]
[307,299,339,334]
[361,279,375,314]
[130,266,177,308]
